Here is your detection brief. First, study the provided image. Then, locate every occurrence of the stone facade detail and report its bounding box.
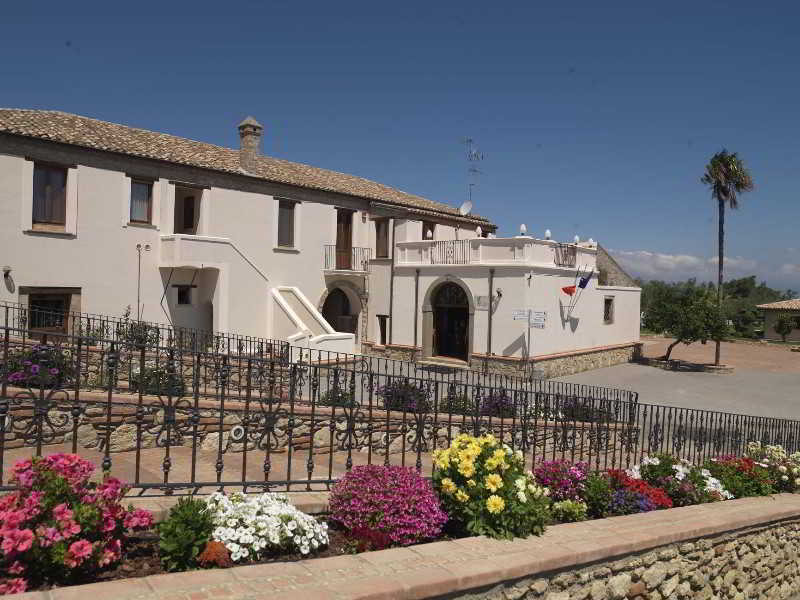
[462,520,800,600]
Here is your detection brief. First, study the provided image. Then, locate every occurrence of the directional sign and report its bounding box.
[512,309,530,321]
[530,311,547,325]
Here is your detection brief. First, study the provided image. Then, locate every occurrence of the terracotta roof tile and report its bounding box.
[757,299,800,311]
[0,109,492,225]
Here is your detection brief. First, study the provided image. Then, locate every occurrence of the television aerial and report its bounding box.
[459,200,473,216]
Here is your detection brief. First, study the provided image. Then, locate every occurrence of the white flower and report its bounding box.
[641,456,660,467]
[782,475,789,481]
[517,491,527,503]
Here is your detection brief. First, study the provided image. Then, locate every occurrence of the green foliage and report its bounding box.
[701,150,754,212]
[551,499,588,523]
[583,472,613,519]
[642,283,728,359]
[703,457,774,499]
[640,277,796,340]
[130,366,186,396]
[774,314,795,342]
[318,388,356,408]
[157,498,215,572]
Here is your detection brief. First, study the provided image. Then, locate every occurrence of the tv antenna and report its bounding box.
[462,137,485,210]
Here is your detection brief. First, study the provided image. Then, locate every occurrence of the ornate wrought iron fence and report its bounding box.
[2,325,799,496]
[1,301,289,359]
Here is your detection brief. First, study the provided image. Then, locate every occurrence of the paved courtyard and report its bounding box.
[557,337,800,419]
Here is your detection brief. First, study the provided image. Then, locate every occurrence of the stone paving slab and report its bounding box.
[14,493,800,600]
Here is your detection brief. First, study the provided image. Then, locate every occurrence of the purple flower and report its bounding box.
[30,364,40,375]
[49,368,59,376]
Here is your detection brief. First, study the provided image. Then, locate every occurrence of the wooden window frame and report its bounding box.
[32,162,68,227]
[129,179,153,225]
[375,218,390,259]
[603,296,615,325]
[277,199,297,248]
[377,315,389,346]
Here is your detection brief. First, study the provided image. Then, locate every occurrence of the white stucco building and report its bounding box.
[0,109,640,376]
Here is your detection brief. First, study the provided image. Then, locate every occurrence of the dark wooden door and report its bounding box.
[336,209,353,270]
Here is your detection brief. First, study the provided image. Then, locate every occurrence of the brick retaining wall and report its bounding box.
[14,494,800,599]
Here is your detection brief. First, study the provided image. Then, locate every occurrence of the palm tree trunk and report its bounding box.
[715,198,724,366]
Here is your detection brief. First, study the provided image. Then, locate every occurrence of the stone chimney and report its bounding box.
[237,116,263,172]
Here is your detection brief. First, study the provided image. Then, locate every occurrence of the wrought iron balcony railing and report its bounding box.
[323,245,372,272]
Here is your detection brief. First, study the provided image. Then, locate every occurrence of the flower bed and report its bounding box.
[1,440,798,596]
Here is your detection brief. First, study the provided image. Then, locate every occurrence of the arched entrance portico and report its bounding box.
[422,280,473,362]
[319,283,365,341]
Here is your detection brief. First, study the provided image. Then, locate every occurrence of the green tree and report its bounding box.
[644,285,728,361]
[774,314,795,343]
[701,150,754,365]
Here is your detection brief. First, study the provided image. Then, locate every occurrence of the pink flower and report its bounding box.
[123,508,153,530]
[0,528,34,554]
[59,519,81,538]
[8,561,24,575]
[52,503,73,523]
[0,577,27,594]
[65,539,93,568]
[102,516,116,532]
[2,510,27,530]
[35,525,62,548]
[98,538,122,566]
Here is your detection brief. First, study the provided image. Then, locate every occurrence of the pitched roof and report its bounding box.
[0,109,492,226]
[757,299,800,311]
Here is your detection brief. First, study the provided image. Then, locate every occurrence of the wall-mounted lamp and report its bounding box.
[2,266,10,279]
[544,229,551,240]
[519,223,527,236]
[476,226,483,237]
[496,288,503,298]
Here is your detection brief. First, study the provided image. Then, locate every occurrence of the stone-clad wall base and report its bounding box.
[363,343,641,379]
[14,494,800,600]
[475,344,640,379]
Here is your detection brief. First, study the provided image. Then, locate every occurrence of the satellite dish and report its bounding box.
[458,201,473,216]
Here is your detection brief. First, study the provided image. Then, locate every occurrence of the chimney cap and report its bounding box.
[238,116,262,130]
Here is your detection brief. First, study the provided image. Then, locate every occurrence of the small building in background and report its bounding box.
[757,300,800,342]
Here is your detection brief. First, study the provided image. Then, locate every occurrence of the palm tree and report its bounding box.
[701,150,754,365]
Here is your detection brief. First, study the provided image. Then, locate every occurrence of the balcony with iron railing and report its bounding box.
[396,237,594,270]
[323,246,372,273]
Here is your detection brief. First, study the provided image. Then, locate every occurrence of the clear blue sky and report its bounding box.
[2,1,798,291]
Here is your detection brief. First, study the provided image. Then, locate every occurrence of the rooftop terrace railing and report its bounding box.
[2,324,799,495]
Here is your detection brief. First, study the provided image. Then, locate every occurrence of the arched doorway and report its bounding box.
[321,288,356,334]
[432,282,469,360]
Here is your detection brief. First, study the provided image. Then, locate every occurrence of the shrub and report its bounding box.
[3,345,74,389]
[559,397,614,423]
[704,456,774,499]
[608,488,656,515]
[206,492,328,561]
[130,366,185,397]
[377,379,431,413]
[318,388,356,408]
[433,433,550,540]
[583,472,613,518]
[439,391,515,419]
[156,497,215,572]
[330,465,446,548]
[629,454,731,505]
[607,470,673,509]
[533,460,588,502]
[551,500,587,523]
[744,442,800,493]
[0,454,153,593]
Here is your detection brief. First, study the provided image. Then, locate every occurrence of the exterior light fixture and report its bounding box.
[520,223,527,236]
[544,229,551,240]
[574,235,580,244]
[2,266,10,279]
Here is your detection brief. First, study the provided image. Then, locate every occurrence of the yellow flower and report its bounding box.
[467,478,476,487]
[455,489,469,503]
[440,478,457,494]
[459,461,476,478]
[486,495,505,514]
[493,449,506,460]
[433,449,450,469]
[485,473,504,492]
